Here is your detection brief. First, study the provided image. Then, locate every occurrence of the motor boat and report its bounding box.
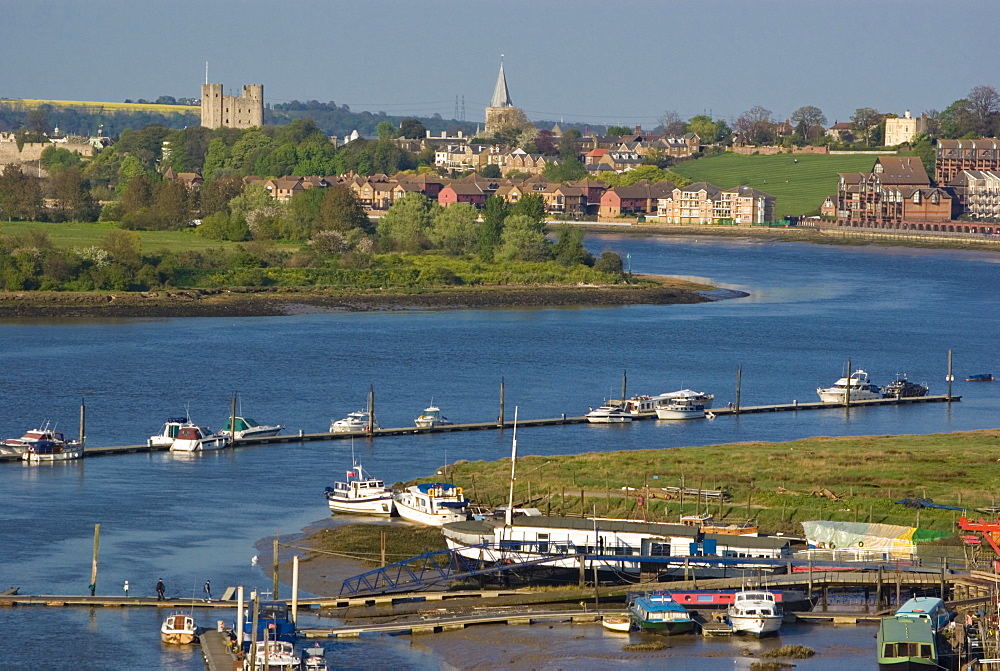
[301,646,329,671]
[727,588,783,636]
[160,613,197,645]
[219,416,283,440]
[394,482,469,526]
[629,593,695,634]
[243,640,300,670]
[4,425,79,455]
[882,374,929,399]
[330,410,378,433]
[585,404,633,424]
[655,397,706,420]
[6,425,84,462]
[623,390,715,415]
[169,425,230,452]
[148,417,191,448]
[414,405,453,429]
[324,463,394,515]
[816,369,881,403]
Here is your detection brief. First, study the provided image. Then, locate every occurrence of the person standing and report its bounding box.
[123,580,129,598]
[156,578,165,601]
[203,579,212,603]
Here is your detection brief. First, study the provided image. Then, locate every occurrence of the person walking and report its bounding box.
[123,580,129,598]
[156,578,165,601]
[203,579,212,603]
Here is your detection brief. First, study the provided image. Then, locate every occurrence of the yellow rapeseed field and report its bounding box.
[2,98,198,114]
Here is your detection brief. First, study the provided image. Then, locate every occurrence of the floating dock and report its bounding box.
[0,394,959,464]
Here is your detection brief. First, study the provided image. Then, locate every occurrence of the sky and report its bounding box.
[2,0,997,128]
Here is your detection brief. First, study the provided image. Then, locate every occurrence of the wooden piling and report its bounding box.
[273,538,279,600]
[89,523,100,596]
[735,366,742,415]
[498,378,505,428]
[79,398,86,447]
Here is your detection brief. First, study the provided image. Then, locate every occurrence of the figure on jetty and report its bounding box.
[156,578,165,601]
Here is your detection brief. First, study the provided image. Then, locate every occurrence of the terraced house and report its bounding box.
[837,156,953,228]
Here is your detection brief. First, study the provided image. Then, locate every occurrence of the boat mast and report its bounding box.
[505,407,519,527]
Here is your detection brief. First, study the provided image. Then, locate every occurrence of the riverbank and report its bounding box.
[0,274,716,318]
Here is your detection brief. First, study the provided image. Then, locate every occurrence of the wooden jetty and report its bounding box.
[299,609,601,638]
[0,394,960,464]
[200,629,236,671]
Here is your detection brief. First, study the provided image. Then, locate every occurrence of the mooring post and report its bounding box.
[498,377,505,428]
[735,366,742,415]
[237,585,245,647]
[380,530,387,567]
[291,556,299,624]
[79,398,86,448]
[368,384,375,433]
[821,586,828,612]
[578,555,586,586]
[249,594,259,667]
[808,558,813,599]
[272,537,279,600]
[877,565,883,608]
[89,523,100,596]
[230,393,237,445]
[845,358,852,409]
[947,349,954,400]
[620,369,627,409]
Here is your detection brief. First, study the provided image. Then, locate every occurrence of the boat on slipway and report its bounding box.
[817,369,881,403]
[585,404,633,424]
[219,416,283,440]
[727,588,783,636]
[324,464,394,515]
[160,613,197,645]
[395,482,469,526]
[330,410,378,433]
[628,593,695,635]
[169,425,230,452]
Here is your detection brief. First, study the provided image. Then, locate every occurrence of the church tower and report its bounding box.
[484,58,523,136]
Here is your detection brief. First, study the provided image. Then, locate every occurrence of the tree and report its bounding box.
[0,165,42,221]
[99,229,142,268]
[40,146,82,174]
[657,110,686,136]
[967,85,1000,137]
[151,180,189,229]
[790,106,828,129]
[477,195,508,261]
[551,224,592,266]
[119,173,155,214]
[479,164,502,179]
[939,99,974,139]
[196,211,250,242]
[558,128,581,161]
[509,192,545,223]
[429,202,479,255]
[533,130,557,155]
[116,124,170,170]
[316,184,371,234]
[375,121,397,140]
[542,158,587,182]
[51,166,98,221]
[735,106,774,144]
[200,176,245,216]
[910,132,936,176]
[399,118,427,140]
[850,107,883,147]
[594,251,624,276]
[606,125,632,137]
[376,192,436,252]
[686,115,718,143]
[498,214,550,262]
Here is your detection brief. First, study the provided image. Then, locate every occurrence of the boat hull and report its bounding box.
[586,415,632,424]
[601,616,632,632]
[633,619,694,635]
[327,496,394,515]
[414,419,453,429]
[655,407,705,420]
[395,502,467,526]
[817,389,881,403]
[161,631,197,645]
[233,427,282,439]
[728,614,783,636]
[23,447,83,462]
[170,437,229,452]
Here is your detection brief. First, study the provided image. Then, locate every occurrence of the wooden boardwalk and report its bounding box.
[300,609,601,638]
[200,629,236,671]
[0,394,959,464]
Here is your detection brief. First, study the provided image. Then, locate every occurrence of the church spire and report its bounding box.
[489,56,513,108]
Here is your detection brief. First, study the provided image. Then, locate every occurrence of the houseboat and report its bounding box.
[628,593,695,635]
[895,597,951,633]
[877,616,938,670]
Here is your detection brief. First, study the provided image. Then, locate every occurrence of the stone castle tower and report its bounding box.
[484,61,523,136]
[200,83,264,129]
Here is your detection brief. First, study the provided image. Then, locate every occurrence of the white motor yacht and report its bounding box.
[414,405,453,429]
[219,416,283,440]
[655,397,707,420]
[727,588,783,636]
[330,410,378,433]
[324,464,394,515]
[243,640,300,670]
[160,613,197,645]
[817,369,881,403]
[585,404,633,424]
[170,425,230,452]
[394,482,469,526]
[148,417,191,448]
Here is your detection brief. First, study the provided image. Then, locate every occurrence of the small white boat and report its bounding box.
[414,405,453,429]
[727,588,783,636]
[160,613,197,645]
[243,640,300,670]
[148,417,191,448]
[301,646,329,671]
[395,482,469,526]
[170,425,230,452]
[585,404,633,424]
[324,464,394,515]
[655,397,706,420]
[330,410,378,433]
[601,615,632,632]
[817,369,881,403]
[220,416,283,440]
[623,389,715,415]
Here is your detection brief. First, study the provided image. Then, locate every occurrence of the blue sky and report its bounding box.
[2,0,996,127]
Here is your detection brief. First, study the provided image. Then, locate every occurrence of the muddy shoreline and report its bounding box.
[0,279,721,319]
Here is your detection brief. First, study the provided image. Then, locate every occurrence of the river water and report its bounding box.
[2,234,998,670]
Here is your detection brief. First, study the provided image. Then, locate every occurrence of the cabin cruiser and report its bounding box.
[330,410,378,433]
[6,425,84,462]
[585,404,633,424]
[882,374,929,399]
[817,369,881,403]
[727,588,783,636]
[655,397,706,420]
[4,425,78,454]
[414,405,453,429]
[301,647,329,671]
[623,389,715,415]
[395,482,469,526]
[169,425,230,452]
[220,416,283,440]
[148,417,191,448]
[160,613,197,644]
[629,593,695,634]
[243,640,300,670]
[324,464,394,515]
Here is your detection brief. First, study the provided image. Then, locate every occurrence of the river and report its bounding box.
[1,234,998,670]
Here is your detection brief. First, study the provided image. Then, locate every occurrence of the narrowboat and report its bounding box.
[877,616,937,670]
[628,593,695,635]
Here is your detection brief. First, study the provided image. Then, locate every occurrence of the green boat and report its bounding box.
[628,594,694,635]
[877,615,938,670]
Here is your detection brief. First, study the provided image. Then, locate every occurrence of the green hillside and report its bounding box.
[672,152,889,219]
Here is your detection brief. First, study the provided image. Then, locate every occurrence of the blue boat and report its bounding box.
[894,596,951,633]
[241,600,295,652]
[965,373,994,382]
[628,593,695,635]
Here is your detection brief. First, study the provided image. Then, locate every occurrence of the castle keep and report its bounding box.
[200,83,264,129]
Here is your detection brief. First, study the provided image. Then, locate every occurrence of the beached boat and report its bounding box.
[654,397,706,420]
[324,464,394,515]
[894,596,951,633]
[585,404,633,424]
[727,588,783,636]
[877,615,938,670]
[882,375,929,399]
[169,425,230,452]
[817,369,881,403]
[160,613,197,645]
[966,373,994,382]
[414,405,453,428]
[601,615,632,632]
[243,640,300,670]
[629,594,695,635]
[395,482,469,526]
[148,417,191,448]
[219,416,283,440]
[330,410,378,433]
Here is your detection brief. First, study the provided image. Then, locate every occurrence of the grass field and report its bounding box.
[1,221,237,253]
[420,430,1000,535]
[2,98,198,115]
[672,152,890,219]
